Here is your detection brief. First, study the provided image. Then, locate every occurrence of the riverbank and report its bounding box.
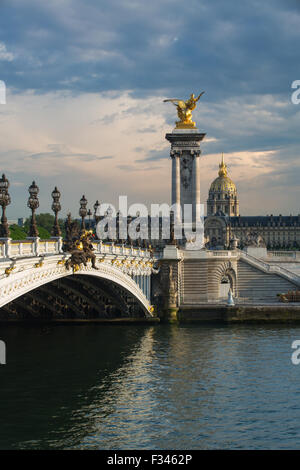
[178,304,300,323]
[0,317,160,325]
[2,305,300,324]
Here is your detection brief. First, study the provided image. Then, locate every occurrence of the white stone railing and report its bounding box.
[211,250,236,257]
[0,238,63,259]
[182,249,238,260]
[92,241,152,258]
[267,251,300,260]
[238,249,300,286]
[268,251,295,257]
[0,237,154,261]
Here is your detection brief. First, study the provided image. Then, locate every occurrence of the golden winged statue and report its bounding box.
[163,92,205,128]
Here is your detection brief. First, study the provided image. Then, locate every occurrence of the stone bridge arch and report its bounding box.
[0,261,154,318]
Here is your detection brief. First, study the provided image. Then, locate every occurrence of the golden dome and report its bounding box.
[209,154,237,193]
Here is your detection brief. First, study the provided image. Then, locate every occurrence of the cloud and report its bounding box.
[1,0,299,99]
[136,149,168,163]
[136,126,157,134]
[0,42,14,61]
[1,85,299,218]
[29,145,113,162]
[117,164,162,172]
[0,0,299,217]
[0,90,171,217]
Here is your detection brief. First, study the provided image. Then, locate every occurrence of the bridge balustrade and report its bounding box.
[0,238,63,259]
[0,238,153,260]
[267,251,297,259]
[211,251,236,257]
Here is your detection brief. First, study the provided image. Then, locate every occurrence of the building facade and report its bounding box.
[207,154,239,217]
[204,156,300,250]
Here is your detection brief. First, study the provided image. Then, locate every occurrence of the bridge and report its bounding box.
[1,121,300,323]
[1,235,300,322]
[0,237,160,320]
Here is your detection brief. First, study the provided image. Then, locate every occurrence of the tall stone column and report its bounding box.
[175,154,181,207]
[171,154,181,213]
[171,155,176,206]
[192,152,201,223]
[172,154,181,222]
[166,129,206,225]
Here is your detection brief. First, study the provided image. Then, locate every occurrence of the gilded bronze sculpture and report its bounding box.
[63,217,98,272]
[163,92,205,128]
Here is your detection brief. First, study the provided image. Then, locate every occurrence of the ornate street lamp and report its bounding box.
[127,215,133,246]
[93,200,100,223]
[27,181,39,237]
[79,195,88,232]
[170,210,176,245]
[0,174,11,238]
[51,186,61,236]
[116,210,121,243]
[87,209,92,229]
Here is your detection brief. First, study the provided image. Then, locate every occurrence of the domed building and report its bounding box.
[207,154,239,217]
[204,155,300,249]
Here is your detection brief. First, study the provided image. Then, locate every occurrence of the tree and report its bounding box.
[9,224,27,240]
[23,213,66,238]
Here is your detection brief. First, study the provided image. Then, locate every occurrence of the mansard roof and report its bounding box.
[227,215,300,227]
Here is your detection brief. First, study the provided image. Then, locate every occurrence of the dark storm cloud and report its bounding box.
[1,0,299,100]
[199,94,300,154]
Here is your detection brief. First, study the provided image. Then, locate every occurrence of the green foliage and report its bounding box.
[23,213,54,233]
[9,224,51,240]
[10,213,67,240]
[37,226,51,239]
[9,224,27,240]
[23,213,66,239]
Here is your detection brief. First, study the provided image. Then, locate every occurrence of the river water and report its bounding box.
[0,323,300,449]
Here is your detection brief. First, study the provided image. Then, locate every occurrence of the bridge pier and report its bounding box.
[155,245,181,323]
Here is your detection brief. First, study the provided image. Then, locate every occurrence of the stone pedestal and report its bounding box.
[26,237,40,256]
[244,246,268,259]
[156,244,181,323]
[166,129,206,225]
[0,238,11,258]
[163,244,180,259]
[51,236,63,253]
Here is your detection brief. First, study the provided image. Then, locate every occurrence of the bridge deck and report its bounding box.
[0,240,159,317]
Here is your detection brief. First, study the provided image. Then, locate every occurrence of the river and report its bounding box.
[0,323,300,449]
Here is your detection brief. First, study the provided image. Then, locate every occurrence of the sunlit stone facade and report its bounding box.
[207,155,239,217]
[205,157,300,249]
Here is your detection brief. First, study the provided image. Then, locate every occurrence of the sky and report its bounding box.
[0,0,299,218]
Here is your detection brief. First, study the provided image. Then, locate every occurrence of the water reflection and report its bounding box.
[0,325,150,449]
[1,324,300,449]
